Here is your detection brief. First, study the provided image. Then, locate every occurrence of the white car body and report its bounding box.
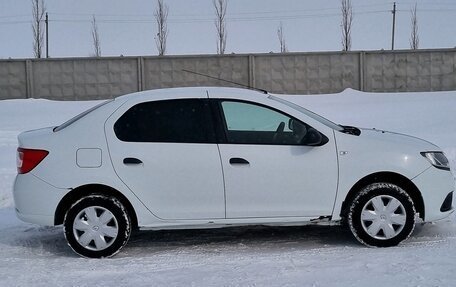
[13,87,454,256]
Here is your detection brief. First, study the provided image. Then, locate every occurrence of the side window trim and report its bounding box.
[200,99,218,144]
[209,99,228,144]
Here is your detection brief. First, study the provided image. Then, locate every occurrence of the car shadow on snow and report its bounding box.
[124,224,359,255]
[2,220,454,258]
[0,223,358,258]
[0,225,77,257]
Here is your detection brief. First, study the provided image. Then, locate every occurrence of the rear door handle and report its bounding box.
[229,157,249,165]
[123,157,143,165]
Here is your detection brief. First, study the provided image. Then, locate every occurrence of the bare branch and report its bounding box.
[410,3,419,50]
[341,0,353,51]
[91,15,101,57]
[31,0,45,58]
[213,0,228,54]
[277,22,288,53]
[154,0,169,56]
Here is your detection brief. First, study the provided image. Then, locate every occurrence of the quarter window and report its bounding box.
[114,99,215,143]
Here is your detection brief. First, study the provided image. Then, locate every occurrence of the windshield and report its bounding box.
[269,95,343,131]
[54,99,113,132]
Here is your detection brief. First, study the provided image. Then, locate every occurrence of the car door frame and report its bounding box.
[103,92,227,221]
[208,94,340,219]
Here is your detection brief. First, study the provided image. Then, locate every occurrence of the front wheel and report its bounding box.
[64,195,131,258]
[348,183,416,247]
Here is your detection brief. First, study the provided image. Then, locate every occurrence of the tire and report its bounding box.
[348,183,416,247]
[63,195,132,258]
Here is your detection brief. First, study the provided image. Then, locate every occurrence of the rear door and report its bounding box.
[105,97,225,220]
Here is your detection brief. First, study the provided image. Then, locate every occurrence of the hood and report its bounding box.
[334,127,439,180]
[357,128,440,152]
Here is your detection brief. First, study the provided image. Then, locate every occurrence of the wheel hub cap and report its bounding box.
[73,206,119,251]
[360,195,407,240]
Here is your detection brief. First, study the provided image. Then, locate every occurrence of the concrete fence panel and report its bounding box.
[254,52,360,94]
[0,61,27,100]
[143,55,250,90]
[364,50,456,92]
[31,58,139,100]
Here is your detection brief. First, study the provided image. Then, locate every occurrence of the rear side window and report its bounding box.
[114,99,215,143]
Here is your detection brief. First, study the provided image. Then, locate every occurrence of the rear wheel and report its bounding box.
[64,195,131,258]
[348,183,416,247]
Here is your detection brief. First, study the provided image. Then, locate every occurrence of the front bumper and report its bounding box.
[13,173,69,226]
[412,166,455,222]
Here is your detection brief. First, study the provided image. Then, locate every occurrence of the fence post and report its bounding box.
[25,60,33,99]
[359,51,365,92]
[248,54,255,88]
[137,56,144,92]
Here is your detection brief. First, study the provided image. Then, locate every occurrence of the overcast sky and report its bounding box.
[1,0,455,59]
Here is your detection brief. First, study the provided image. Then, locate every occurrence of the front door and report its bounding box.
[216,100,338,218]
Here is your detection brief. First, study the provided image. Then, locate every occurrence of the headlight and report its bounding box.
[420,152,450,171]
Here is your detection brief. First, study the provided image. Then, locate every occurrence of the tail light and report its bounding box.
[17,148,49,174]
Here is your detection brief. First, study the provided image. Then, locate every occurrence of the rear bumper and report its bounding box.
[13,173,69,226]
[412,167,455,222]
[15,209,55,226]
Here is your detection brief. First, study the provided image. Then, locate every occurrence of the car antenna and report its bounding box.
[181,69,268,94]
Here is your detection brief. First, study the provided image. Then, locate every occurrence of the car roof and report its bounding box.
[115,86,269,102]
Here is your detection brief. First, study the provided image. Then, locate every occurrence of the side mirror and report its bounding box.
[301,128,329,146]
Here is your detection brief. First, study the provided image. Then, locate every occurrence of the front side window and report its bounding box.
[220,101,314,145]
[114,99,215,143]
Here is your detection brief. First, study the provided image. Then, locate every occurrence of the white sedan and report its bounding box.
[13,87,454,258]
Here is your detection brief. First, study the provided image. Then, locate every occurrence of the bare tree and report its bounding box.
[213,0,228,54]
[91,15,101,57]
[410,3,419,50]
[341,0,353,51]
[277,22,288,53]
[154,0,169,56]
[31,0,46,58]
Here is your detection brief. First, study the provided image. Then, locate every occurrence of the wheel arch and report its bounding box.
[54,184,138,229]
[340,171,425,220]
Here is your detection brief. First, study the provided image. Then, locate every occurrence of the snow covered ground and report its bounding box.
[1,89,456,286]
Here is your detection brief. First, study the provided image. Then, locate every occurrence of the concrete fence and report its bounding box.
[1,48,456,100]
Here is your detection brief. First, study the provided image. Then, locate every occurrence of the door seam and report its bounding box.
[216,144,227,219]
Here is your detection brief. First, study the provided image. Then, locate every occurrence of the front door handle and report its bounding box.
[229,157,249,165]
[123,157,143,165]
